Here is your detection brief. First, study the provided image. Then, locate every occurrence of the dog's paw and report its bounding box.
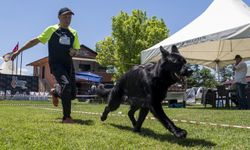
[133,128,141,133]
[100,111,108,121]
[100,108,109,121]
[174,129,187,139]
[130,120,137,128]
[100,114,107,121]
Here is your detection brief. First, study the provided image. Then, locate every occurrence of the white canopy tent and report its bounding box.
[141,0,250,69]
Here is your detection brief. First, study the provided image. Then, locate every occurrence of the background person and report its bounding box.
[11,7,80,123]
[233,55,248,109]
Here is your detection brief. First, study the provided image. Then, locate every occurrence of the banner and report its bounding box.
[0,74,38,93]
[12,42,19,52]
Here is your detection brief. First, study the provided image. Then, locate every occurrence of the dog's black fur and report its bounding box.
[100,45,192,138]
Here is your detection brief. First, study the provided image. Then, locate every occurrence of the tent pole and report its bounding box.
[215,60,220,82]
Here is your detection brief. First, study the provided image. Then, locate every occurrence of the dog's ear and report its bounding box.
[160,46,169,58]
[171,45,179,54]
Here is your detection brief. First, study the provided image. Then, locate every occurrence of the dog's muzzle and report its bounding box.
[179,65,193,77]
[171,65,193,81]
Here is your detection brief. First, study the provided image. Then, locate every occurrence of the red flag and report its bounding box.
[12,42,19,52]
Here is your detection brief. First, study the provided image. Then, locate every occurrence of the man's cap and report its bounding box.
[234,54,242,60]
[58,7,74,16]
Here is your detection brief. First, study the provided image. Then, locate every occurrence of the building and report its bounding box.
[27,44,113,94]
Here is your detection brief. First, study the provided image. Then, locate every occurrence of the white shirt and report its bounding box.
[234,61,247,84]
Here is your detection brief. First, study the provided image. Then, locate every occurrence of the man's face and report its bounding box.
[58,14,72,27]
[235,58,241,64]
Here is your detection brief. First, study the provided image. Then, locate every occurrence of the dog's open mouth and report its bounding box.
[174,73,180,79]
[173,73,183,80]
[173,73,187,81]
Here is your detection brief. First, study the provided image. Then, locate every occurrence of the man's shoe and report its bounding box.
[62,117,74,124]
[50,88,59,107]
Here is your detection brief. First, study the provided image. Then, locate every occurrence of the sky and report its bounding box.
[1,0,250,75]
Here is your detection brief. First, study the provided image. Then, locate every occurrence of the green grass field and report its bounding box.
[0,100,249,150]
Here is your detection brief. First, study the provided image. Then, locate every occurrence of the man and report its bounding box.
[11,7,80,123]
[233,55,248,109]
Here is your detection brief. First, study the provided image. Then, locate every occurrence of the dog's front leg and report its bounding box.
[100,106,110,121]
[133,108,149,132]
[151,103,187,139]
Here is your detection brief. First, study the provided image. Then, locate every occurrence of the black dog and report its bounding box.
[100,45,192,138]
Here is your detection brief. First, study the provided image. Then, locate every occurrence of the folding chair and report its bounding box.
[216,85,229,108]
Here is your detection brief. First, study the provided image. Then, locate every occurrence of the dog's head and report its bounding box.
[159,45,193,79]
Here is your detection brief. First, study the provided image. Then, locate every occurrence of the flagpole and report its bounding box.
[12,60,14,75]
[16,55,18,75]
[20,52,22,75]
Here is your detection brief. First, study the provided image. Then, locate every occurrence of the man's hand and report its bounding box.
[11,51,20,61]
[69,48,78,57]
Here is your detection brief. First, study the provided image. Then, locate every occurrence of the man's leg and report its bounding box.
[236,83,247,109]
[52,66,74,123]
[238,83,247,109]
[60,75,73,122]
[236,83,242,109]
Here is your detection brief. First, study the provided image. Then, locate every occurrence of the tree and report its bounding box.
[220,65,234,82]
[96,37,116,66]
[186,64,200,87]
[96,10,169,79]
[199,68,218,88]
[187,65,218,88]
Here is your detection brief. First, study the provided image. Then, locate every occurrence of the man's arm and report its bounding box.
[11,38,40,60]
[234,62,245,70]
